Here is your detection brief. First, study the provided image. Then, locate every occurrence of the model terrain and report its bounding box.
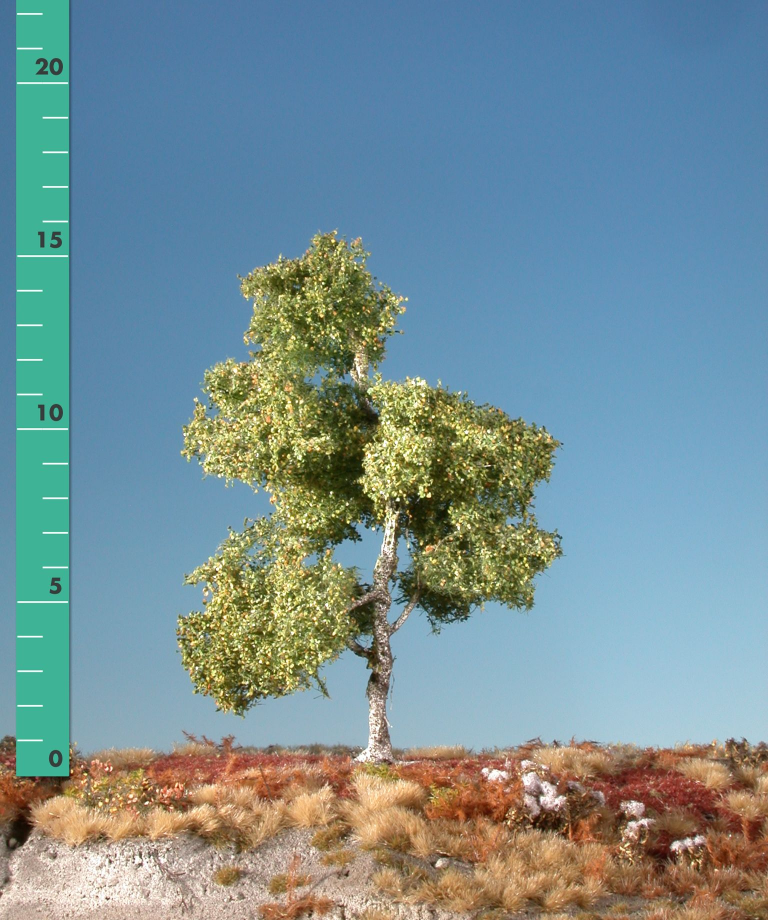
[1,735,767,920]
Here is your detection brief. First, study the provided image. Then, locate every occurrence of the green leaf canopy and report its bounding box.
[178,232,562,715]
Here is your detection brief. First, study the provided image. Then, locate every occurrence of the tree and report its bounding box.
[178,231,562,763]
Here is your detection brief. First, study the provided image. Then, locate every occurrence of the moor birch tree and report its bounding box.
[178,231,562,763]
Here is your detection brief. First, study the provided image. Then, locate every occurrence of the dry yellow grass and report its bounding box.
[540,878,603,911]
[284,785,336,828]
[722,789,768,820]
[653,808,702,840]
[320,848,357,867]
[85,747,157,769]
[279,764,328,794]
[468,829,610,914]
[531,745,617,777]
[171,740,218,757]
[244,802,289,849]
[29,797,113,845]
[104,812,146,841]
[603,861,655,896]
[217,803,258,837]
[660,904,737,920]
[350,773,428,812]
[401,745,469,760]
[404,814,475,862]
[29,794,79,827]
[407,867,495,912]
[733,765,762,790]
[136,796,288,849]
[185,803,225,838]
[470,816,516,860]
[406,816,453,861]
[144,807,196,840]
[348,805,429,852]
[187,783,220,806]
[370,867,406,899]
[674,758,733,791]
[30,796,155,842]
[189,783,268,812]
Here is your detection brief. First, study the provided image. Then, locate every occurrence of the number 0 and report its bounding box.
[49,750,63,768]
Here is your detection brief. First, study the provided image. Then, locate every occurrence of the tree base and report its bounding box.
[353,743,394,764]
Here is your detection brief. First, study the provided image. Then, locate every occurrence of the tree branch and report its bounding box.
[350,347,379,421]
[346,637,373,659]
[389,588,422,636]
[346,588,380,614]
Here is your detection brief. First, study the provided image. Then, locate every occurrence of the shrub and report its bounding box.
[0,753,66,825]
[589,766,732,830]
[258,893,336,920]
[425,778,520,824]
[355,762,400,783]
[65,759,189,816]
[260,853,336,920]
[502,764,607,841]
[0,769,51,824]
[724,738,768,769]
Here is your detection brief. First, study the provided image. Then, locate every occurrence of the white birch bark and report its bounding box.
[353,507,399,763]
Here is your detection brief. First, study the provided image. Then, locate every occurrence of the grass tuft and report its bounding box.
[311,821,349,851]
[85,747,157,770]
[213,865,243,886]
[320,848,356,867]
[284,784,336,828]
[674,758,734,791]
[260,852,336,920]
[350,773,428,812]
[531,745,617,777]
[402,745,469,760]
[268,871,312,895]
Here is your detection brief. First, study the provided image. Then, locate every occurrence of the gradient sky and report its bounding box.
[2,1,766,758]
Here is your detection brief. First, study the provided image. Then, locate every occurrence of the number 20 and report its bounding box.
[36,58,64,76]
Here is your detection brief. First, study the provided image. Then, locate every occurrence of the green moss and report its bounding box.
[356,762,400,782]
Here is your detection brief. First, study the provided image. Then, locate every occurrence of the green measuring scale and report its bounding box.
[16,0,70,777]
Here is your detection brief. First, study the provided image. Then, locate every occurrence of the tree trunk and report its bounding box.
[354,605,395,763]
[354,506,399,764]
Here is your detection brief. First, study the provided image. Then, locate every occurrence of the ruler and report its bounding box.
[16,0,70,778]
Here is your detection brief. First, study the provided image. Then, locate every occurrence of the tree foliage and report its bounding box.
[178,231,562,716]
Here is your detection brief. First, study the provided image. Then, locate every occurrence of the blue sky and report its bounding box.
[3,1,766,758]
